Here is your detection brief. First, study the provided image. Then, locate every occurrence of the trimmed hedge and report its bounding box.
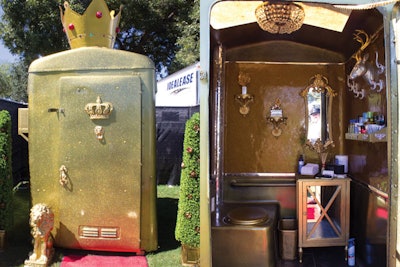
[0,110,12,230]
[175,112,200,247]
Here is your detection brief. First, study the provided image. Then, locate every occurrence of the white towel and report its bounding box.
[300,163,319,176]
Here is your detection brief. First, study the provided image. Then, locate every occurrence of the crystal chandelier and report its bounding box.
[255,2,305,34]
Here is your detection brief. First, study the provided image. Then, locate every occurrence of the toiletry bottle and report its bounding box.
[348,238,355,266]
[298,155,304,174]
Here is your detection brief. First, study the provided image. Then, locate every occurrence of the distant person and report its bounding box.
[308,106,321,141]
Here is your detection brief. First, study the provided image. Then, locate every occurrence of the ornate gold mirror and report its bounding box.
[301,74,336,144]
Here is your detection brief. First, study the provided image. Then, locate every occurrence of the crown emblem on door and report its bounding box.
[85,96,113,119]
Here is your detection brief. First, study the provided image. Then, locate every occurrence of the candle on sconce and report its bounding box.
[242,86,247,95]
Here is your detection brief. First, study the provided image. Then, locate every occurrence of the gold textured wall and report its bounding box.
[223,62,344,173]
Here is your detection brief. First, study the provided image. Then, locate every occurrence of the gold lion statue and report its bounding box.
[24,203,54,267]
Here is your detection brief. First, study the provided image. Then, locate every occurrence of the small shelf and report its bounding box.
[345,127,387,143]
[306,219,341,239]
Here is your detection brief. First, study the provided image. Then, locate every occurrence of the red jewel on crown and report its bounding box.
[68,23,75,30]
[96,11,102,18]
[116,27,120,33]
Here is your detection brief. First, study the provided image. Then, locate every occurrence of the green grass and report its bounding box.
[0,188,32,267]
[0,185,182,267]
[149,185,181,267]
[147,247,181,267]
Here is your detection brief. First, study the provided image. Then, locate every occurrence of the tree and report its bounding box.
[0,67,9,96]
[171,0,199,71]
[0,0,199,76]
[0,61,28,103]
[0,1,68,65]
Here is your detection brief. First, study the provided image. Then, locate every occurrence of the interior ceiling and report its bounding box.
[210,1,384,61]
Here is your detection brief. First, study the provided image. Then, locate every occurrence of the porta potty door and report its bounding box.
[56,75,142,251]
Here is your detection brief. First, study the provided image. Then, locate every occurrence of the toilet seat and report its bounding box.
[225,207,269,225]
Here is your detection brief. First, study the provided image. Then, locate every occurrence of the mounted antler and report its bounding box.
[349,29,385,93]
[352,30,371,61]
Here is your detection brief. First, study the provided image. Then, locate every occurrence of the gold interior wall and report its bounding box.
[223,62,344,173]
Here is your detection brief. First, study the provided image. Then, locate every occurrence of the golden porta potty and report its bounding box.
[19,0,157,254]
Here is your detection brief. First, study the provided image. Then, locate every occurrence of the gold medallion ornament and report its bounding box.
[60,0,122,49]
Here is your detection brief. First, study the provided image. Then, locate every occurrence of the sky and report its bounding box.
[0,42,16,64]
[0,7,17,64]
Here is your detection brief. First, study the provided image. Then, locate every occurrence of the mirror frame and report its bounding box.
[300,74,337,144]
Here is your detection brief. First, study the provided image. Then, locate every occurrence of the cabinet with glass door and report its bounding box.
[297,178,350,263]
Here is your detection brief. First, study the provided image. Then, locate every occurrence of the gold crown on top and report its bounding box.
[60,0,122,49]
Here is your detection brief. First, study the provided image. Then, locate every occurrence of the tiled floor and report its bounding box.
[278,246,363,267]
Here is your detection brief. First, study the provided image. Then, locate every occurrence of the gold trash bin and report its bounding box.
[26,47,157,253]
[278,219,298,260]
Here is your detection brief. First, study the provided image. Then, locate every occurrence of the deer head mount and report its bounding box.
[348,29,385,99]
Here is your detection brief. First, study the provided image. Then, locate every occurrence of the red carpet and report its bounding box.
[61,254,148,267]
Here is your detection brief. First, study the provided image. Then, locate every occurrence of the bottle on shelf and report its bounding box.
[298,154,304,174]
[348,238,355,266]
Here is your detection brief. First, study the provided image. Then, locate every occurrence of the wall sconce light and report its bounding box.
[255,2,305,34]
[266,98,287,137]
[235,72,254,116]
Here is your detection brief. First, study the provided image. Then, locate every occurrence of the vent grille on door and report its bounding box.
[79,226,119,239]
